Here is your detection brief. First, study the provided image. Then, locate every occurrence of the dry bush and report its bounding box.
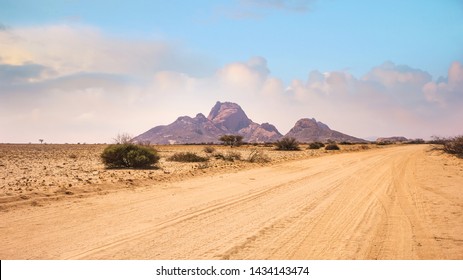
[203,146,216,153]
[213,151,242,162]
[443,136,463,157]
[248,150,270,163]
[168,152,208,162]
[325,144,340,150]
[275,137,300,151]
[308,142,325,149]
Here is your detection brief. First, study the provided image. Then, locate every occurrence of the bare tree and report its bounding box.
[113,133,133,144]
[39,139,44,144]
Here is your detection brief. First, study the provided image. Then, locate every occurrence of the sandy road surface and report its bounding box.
[1,145,462,259]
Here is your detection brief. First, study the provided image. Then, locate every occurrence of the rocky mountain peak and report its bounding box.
[285,117,365,143]
[207,101,252,132]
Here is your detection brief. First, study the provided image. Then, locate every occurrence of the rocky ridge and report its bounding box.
[133,101,366,144]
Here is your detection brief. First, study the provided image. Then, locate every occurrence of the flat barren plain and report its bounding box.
[0,144,462,259]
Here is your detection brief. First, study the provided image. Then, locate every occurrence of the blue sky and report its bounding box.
[1,0,462,142]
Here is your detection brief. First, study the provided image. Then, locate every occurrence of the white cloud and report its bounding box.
[423,61,463,107]
[0,24,462,142]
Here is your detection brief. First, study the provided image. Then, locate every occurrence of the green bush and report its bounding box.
[101,144,159,168]
[325,144,340,150]
[275,137,300,151]
[168,152,208,162]
[308,142,325,149]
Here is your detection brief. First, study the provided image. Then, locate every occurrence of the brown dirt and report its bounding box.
[0,144,461,259]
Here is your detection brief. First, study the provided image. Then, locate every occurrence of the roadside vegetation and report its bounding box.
[439,136,463,158]
[101,143,160,168]
[168,152,209,162]
[275,137,300,151]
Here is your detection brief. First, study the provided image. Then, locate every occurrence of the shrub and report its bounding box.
[443,136,463,157]
[248,150,270,163]
[325,144,340,150]
[275,137,300,151]
[405,139,425,144]
[213,151,242,161]
[203,146,216,153]
[225,151,241,161]
[101,144,159,168]
[308,142,325,149]
[168,152,208,162]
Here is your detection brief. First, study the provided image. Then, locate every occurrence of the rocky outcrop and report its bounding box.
[132,113,227,144]
[285,118,366,143]
[376,136,408,143]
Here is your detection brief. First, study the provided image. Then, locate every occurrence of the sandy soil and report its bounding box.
[0,144,461,259]
[0,143,371,210]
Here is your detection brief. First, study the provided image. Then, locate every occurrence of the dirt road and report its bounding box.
[1,145,462,259]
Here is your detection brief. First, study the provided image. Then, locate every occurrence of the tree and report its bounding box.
[219,135,243,147]
[39,139,44,144]
[113,133,133,144]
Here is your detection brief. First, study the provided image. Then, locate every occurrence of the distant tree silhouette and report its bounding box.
[219,135,243,147]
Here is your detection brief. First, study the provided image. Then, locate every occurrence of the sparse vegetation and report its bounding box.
[168,152,208,162]
[113,133,133,144]
[213,151,242,161]
[308,142,325,149]
[275,137,300,151]
[405,139,425,144]
[101,143,160,168]
[219,135,243,147]
[248,149,270,163]
[442,136,463,157]
[203,146,216,153]
[325,144,340,150]
[226,151,242,161]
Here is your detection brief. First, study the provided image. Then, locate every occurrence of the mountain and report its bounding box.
[207,102,283,143]
[285,118,366,143]
[207,101,252,132]
[133,102,282,144]
[132,113,227,144]
[133,102,366,144]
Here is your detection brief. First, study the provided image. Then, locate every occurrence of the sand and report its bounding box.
[0,144,462,259]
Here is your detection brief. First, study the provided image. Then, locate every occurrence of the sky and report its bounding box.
[1,0,462,143]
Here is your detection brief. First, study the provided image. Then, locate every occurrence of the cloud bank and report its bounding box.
[1,24,462,143]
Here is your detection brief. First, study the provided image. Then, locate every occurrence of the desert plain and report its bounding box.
[0,143,462,259]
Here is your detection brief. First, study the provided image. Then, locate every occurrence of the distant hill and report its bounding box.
[376,136,408,143]
[285,118,366,143]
